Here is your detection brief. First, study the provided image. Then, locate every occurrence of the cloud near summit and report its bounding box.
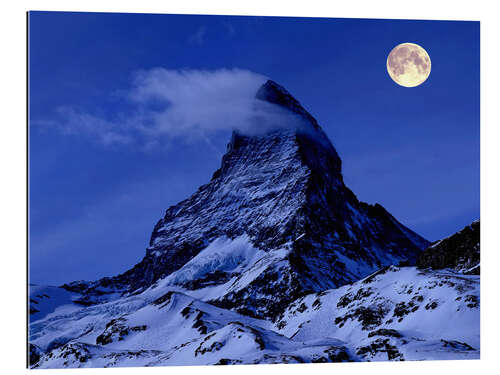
[128,68,268,138]
[35,68,299,149]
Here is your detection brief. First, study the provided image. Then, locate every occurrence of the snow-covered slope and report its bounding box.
[275,266,479,361]
[29,283,125,323]
[31,264,479,367]
[29,284,82,322]
[29,225,479,368]
[32,290,354,368]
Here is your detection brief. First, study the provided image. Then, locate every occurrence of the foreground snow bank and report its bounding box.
[275,266,479,361]
[30,265,479,367]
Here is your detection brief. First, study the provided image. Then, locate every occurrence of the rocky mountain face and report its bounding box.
[29,80,478,369]
[62,80,429,320]
[417,221,479,275]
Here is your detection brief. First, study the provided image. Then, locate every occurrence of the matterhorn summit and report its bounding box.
[62,80,428,318]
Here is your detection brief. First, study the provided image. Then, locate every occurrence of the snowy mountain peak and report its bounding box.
[226,80,342,180]
[57,80,429,320]
[255,80,336,143]
[255,80,314,122]
[256,80,293,102]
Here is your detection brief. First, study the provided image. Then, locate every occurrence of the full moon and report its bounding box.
[387,43,431,87]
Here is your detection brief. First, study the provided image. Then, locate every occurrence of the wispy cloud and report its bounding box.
[35,107,134,146]
[32,68,306,151]
[128,68,267,138]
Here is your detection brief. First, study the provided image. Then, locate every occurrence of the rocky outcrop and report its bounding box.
[417,220,479,274]
[29,343,42,367]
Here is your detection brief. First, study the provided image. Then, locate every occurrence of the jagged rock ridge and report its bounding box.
[417,220,479,274]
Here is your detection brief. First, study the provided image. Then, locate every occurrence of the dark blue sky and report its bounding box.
[29,12,480,285]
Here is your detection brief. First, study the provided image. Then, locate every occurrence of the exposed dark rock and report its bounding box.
[311,347,352,363]
[29,343,42,367]
[195,341,223,357]
[29,306,40,315]
[180,271,235,290]
[464,295,479,308]
[192,312,208,335]
[215,358,242,365]
[368,329,402,338]
[362,266,392,284]
[96,318,147,346]
[425,301,439,310]
[440,339,475,351]
[356,338,404,361]
[297,303,308,313]
[152,291,175,306]
[393,299,420,322]
[337,287,374,308]
[335,304,389,330]
[417,221,479,273]
[43,343,92,366]
[312,298,322,310]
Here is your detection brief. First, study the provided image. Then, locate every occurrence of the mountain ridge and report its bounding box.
[417,220,479,274]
